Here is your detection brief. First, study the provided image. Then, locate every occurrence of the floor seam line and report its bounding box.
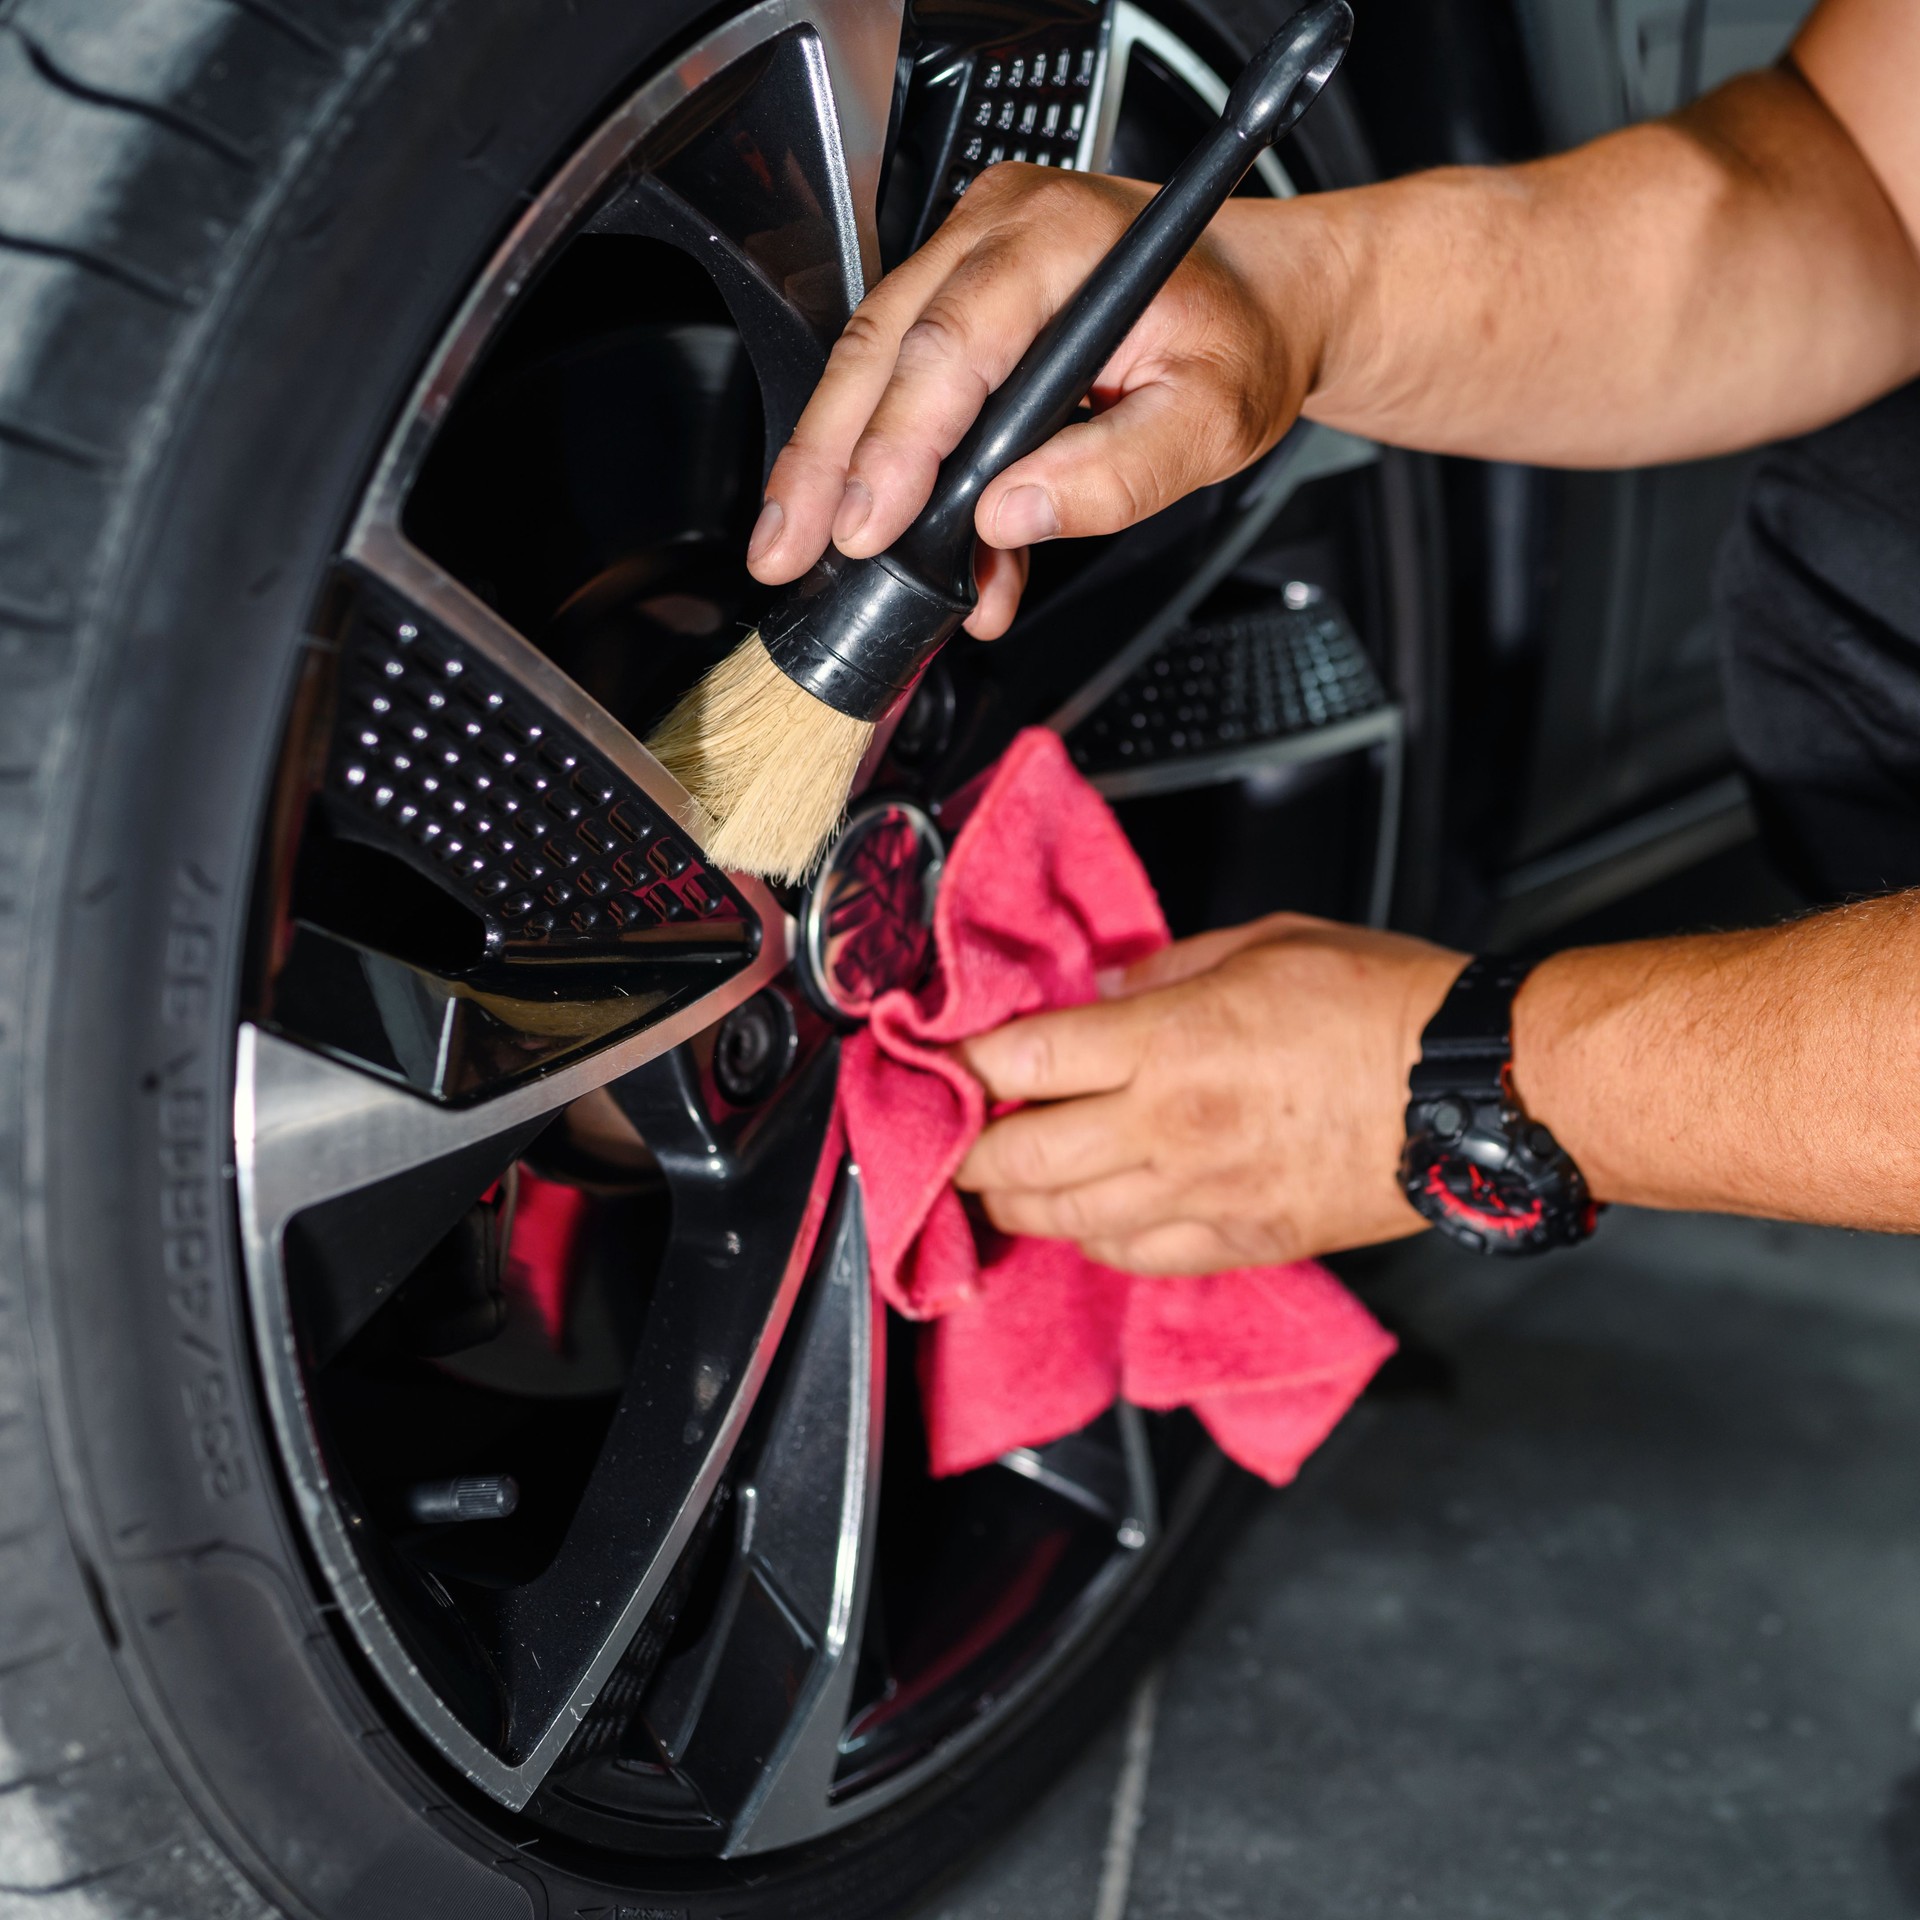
[1093,1662,1162,1920]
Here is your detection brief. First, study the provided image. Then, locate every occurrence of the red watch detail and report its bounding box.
[1421,1162,1546,1238]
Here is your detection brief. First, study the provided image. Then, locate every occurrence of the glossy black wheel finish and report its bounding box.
[257,570,758,1102]
[231,0,1439,1882]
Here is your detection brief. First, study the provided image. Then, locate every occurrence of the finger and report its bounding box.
[976,377,1274,549]
[973,1166,1184,1244]
[1083,1220,1240,1277]
[956,997,1153,1104]
[956,1089,1142,1195]
[750,241,974,583]
[835,231,1073,561]
[964,541,1029,639]
[752,321,911,582]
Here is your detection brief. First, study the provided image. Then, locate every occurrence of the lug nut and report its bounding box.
[713,991,798,1106]
[889,661,957,770]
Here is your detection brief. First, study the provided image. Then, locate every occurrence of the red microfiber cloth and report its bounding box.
[838,727,1395,1483]
[503,1170,589,1346]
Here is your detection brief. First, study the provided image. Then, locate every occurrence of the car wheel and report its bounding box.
[0,1,1442,1913]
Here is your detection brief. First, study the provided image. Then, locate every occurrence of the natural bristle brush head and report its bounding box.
[650,1,1352,889]
[646,632,874,884]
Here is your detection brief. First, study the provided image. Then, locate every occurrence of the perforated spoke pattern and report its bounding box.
[1067,595,1386,774]
[333,586,747,954]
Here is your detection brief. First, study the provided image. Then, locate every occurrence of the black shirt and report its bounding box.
[1717,378,1920,902]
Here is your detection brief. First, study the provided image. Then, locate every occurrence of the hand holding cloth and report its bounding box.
[837,727,1394,1481]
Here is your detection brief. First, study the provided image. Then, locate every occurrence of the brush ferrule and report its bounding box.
[759,551,971,724]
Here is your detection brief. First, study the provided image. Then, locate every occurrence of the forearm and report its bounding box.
[1223,64,1920,468]
[1511,894,1920,1230]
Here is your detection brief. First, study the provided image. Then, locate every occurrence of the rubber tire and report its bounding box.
[0,4,1272,1915]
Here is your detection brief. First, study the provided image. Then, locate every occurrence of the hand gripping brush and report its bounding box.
[648,0,1354,882]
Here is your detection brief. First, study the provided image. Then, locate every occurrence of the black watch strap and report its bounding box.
[1407,955,1534,1102]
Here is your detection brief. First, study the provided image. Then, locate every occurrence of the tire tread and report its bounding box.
[0,1,405,1913]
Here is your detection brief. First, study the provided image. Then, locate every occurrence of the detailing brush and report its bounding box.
[648,0,1355,883]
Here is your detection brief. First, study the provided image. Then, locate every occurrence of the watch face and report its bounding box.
[1412,1151,1549,1246]
[1400,1103,1597,1256]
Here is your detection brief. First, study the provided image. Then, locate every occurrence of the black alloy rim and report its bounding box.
[233,0,1416,1866]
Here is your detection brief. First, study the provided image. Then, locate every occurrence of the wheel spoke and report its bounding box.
[923,420,1378,793]
[804,0,904,297]
[635,0,901,320]
[252,549,788,1104]
[638,0,901,319]
[238,1021,840,1809]
[477,1044,843,1787]
[1084,0,1296,195]
[347,0,903,551]
[341,535,730,845]
[996,1403,1159,1550]
[582,0,903,452]
[1047,421,1380,737]
[237,1027,555,1368]
[234,959,795,1353]
[646,1171,880,1854]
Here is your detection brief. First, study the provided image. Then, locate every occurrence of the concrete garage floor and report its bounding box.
[920,1206,1920,1919]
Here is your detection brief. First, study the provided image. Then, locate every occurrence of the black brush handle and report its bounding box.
[760,0,1354,722]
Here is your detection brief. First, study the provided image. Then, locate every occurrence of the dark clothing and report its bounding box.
[1716,378,1920,902]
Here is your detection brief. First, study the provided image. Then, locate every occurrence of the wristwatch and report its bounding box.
[1399,955,1598,1256]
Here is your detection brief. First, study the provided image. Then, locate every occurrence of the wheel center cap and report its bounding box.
[798,798,945,1021]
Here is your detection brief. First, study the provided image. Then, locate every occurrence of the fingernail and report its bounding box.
[1094,966,1125,999]
[833,476,873,546]
[746,498,783,565]
[994,484,1059,546]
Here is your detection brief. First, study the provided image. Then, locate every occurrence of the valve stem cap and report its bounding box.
[407,1475,520,1526]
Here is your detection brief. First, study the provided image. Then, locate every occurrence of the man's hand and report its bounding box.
[745,165,1319,637]
[953,914,1465,1274]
